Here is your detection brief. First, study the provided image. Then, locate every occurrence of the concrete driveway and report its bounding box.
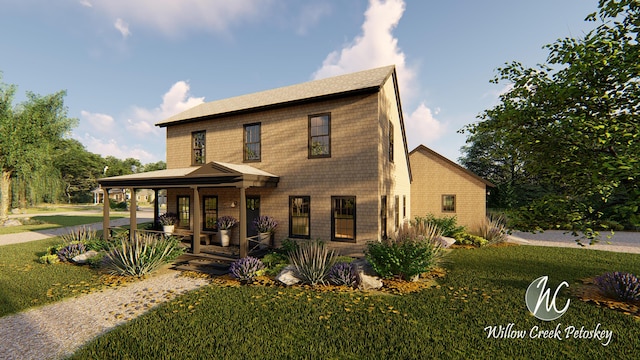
[509,230,640,254]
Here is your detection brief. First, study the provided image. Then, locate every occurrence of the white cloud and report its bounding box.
[295,3,332,35]
[129,81,205,134]
[78,81,204,162]
[85,0,271,37]
[80,134,155,163]
[114,18,131,38]
[312,0,415,98]
[80,110,115,133]
[79,0,92,8]
[405,102,447,146]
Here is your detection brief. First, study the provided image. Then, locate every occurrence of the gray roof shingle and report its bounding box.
[156,65,396,127]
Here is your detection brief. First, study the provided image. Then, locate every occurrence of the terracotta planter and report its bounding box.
[219,229,231,247]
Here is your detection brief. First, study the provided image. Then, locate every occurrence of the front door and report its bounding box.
[246,196,260,238]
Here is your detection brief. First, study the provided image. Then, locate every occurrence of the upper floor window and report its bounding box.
[309,114,330,158]
[192,131,205,165]
[244,123,261,162]
[389,121,394,162]
[442,195,456,213]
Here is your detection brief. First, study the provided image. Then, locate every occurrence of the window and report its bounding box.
[244,123,261,161]
[395,195,400,228]
[177,196,190,228]
[403,195,406,219]
[332,196,356,242]
[289,196,310,239]
[389,121,394,162]
[203,196,218,231]
[309,114,330,158]
[192,131,205,165]
[381,196,387,240]
[442,195,456,213]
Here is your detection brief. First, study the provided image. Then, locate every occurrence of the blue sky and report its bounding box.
[0,0,598,165]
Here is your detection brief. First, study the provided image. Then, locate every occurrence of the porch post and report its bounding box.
[192,186,201,254]
[102,187,110,241]
[129,188,137,240]
[153,189,159,227]
[239,186,247,258]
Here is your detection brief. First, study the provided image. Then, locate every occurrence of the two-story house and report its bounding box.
[98,65,412,257]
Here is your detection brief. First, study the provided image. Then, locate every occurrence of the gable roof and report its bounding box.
[409,145,494,187]
[97,161,279,188]
[156,65,396,127]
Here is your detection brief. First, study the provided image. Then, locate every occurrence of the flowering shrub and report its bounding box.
[158,213,178,226]
[57,242,87,262]
[594,272,640,302]
[230,256,265,283]
[217,216,238,230]
[253,215,278,233]
[328,262,358,287]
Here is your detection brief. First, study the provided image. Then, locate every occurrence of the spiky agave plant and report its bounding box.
[288,240,337,285]
[102,232,184,276]
[328,262,358,287]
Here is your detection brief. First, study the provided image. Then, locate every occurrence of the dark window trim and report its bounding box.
[289,195,311,239]
[442,194,456,213]
[203,195,218,231]
[394,195,400,229]
[177,195,190,229]
[389,121,394,163]
[331,196,356,243]
[308,113,331,158]
[192,130,206,165]
[402,195,406,219]
[243,123,261,162]
[381,195,387,240]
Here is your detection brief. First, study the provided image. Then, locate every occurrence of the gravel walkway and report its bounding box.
[0,270,210,360]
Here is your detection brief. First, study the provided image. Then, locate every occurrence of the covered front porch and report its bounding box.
[97,162,279,258]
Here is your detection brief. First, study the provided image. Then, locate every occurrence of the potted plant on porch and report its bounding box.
[217,215,238,247]
[253,215,278,248]
[159,213,178,234]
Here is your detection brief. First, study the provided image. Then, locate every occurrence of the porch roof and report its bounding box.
[97,161,279,188]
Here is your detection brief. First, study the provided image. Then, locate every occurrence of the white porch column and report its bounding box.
[102,187,110,241]
[192,186,201,254]
[129,188,137,240]
[239,186,247,258]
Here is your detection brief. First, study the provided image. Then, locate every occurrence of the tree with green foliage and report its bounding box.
[0,76,77,219]
[54,139,104,203]
[461,0,639,242]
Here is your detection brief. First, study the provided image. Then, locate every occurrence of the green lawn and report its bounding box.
[67,246,640,359]
[0,214,126,235]
[0,238,102,316]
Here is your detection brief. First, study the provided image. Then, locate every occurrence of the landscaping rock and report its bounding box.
[2,219,22,227]
[275,265,301,286]
[351,259,383,290]
[438,236,456,248]
[72,250,100,264]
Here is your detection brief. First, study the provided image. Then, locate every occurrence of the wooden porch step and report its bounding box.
[172,253,232,275]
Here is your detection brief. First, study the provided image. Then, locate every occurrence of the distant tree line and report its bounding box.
[0,73,165,219]
[459,0,639,238]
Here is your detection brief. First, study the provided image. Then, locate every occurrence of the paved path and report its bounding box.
[508,230,640,254]
[0,209,154,246]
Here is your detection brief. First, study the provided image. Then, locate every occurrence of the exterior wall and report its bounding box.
[165,92,383,251]
[378,77,411,238]
[410,149,487,229]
